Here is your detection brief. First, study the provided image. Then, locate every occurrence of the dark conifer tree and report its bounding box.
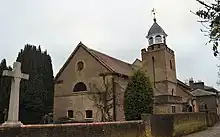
[17,44,54,124]
[0,59,11,123]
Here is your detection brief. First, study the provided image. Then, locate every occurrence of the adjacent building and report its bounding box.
[190,79,220,114]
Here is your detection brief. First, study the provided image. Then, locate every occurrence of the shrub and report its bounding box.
[124,69,153,120]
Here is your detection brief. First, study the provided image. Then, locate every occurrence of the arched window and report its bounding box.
[155,35,162,43]
[171,89,174,96]
[170,60,173,69]
[149,37,153,45]
[163,36,166,44]
[152,56,156,87]
[73,82,87,92]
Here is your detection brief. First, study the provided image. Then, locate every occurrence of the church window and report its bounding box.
[67,110,74,118]
[73,82,87,92]
[77,61,84,71]
[170,60,172,69]
[149,37,153,45]
[155,35,162,43]
[163,36,166,44]
[152,56,156,87]
[172,106,176,113]
[86,110,93,118]
[151,46,154,50]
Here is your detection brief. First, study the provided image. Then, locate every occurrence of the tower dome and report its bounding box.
[146,18,167,46]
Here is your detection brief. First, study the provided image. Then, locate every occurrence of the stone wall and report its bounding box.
[142,112,208,137]
[0,121,146,137]
[206,111,220,127]
[172,113,207,137]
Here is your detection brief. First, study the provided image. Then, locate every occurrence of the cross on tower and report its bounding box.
[2,62,29,127]
[152,8,157,22]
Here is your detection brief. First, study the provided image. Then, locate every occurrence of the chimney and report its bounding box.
[189,78,194,89]
[189,78,205,90]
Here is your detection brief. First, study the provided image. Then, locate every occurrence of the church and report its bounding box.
[53,17,197,122]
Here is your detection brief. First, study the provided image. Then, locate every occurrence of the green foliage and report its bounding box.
[124,69,153,121]
[16,44,54,124]
[194,0,220,56]
[0,59,11,123]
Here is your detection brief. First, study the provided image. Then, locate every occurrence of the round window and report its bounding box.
[77,61,84,71]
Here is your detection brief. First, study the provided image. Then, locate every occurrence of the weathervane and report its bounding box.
[152,8,157,22]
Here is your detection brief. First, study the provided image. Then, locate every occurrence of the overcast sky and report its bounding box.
[0,0,219,89]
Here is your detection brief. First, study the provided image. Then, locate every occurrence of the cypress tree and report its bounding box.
[124,69,153,121]
[0,59,11,123]
[17,44,54,124]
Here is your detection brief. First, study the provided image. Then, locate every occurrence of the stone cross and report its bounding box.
[2,62,29,127]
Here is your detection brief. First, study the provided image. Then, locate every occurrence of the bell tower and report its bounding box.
[141,9,177,96]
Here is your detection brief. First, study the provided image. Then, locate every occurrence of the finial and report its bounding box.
[152,8,157,22]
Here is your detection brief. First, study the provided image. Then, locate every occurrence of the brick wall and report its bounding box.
[142,112,208,137]
[0,121,146,137]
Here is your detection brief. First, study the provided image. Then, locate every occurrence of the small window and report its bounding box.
[67,110,74,118]
[171,89,174,96]
[155,35,162,43]
[152,56,155,60]
[172,106,175,113]
[163,36,166,44]
[170,60,172,69]
[151,46,154,50]
[77,61,84,71]
[149,37,153,45]
[86,110,93,118]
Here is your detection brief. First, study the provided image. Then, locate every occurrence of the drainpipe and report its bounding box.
[112,76,116,121]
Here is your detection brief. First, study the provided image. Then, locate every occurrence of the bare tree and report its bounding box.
[88,74,120,122]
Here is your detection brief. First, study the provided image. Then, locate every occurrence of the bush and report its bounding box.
[124,69,153,120]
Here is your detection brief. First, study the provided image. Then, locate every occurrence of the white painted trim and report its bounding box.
[148,34,167,46]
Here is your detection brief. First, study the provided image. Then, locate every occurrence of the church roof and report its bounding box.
[191,89,216,96]
[146,21,167,38]
[88,48,133,76]
[55,42,134,80]
[55,42,191,93]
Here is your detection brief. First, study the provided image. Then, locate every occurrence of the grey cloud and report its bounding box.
[0,0,219,89]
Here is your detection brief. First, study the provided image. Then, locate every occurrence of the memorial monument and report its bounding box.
[1,62,29,127]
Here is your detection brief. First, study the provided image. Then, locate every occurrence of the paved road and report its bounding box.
[184,122,220,137]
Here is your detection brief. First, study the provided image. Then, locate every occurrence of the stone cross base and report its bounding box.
[2,121,23,127]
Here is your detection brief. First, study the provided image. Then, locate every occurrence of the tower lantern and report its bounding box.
[146,9,168,46]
